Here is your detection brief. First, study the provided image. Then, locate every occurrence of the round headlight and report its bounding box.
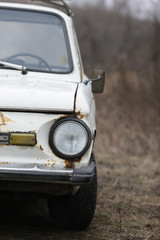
[49,118,92,159]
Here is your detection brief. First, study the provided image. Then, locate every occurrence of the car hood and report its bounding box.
[0,75,78,112]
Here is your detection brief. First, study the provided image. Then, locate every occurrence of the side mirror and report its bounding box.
[92,69,105,94]
[83,69,105,94]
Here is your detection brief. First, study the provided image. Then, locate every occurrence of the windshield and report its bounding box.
[0,9,73,73]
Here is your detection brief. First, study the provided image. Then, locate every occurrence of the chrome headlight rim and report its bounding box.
[49,117,92,160]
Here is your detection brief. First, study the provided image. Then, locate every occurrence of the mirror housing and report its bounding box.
[92,69,105,94]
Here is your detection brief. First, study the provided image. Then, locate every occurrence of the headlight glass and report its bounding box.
[50,118,91,159]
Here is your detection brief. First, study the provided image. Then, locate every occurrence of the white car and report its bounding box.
[0,0,105,230]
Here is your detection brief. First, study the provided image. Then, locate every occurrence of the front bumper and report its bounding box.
[0,160,95,186]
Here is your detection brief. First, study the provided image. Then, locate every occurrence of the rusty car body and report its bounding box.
[0,0,105,229]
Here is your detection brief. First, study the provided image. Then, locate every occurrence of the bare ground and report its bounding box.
[0,151,160,240]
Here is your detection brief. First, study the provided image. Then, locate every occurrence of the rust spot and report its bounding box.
[0,162,9,164]
[57,115,69,121]
[50,159,56,167]
[79,114,84,120]
[42,159,56,168]
[65,160,73,169]
[0,113,6,125]
[43,163,49,167]
[64,157,82,169]
[4,116,14,123]
[73,156,82,163]
[0,112,15,125]
[76,110,81,115]
[56,111,84,122]
[51,162,56,167]
[39,145,43,151]
[75,110,84,120]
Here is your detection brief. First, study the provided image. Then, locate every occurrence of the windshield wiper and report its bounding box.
[0,61,27,75]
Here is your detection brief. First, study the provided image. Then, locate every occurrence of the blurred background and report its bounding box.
[69,0,160,156]
[1,2,160,238]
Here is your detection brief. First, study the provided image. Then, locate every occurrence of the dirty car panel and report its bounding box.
[0,1,103,230]
[0,111,93,168]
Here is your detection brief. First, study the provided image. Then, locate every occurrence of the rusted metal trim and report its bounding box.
[64,160,73,169]
[0,158,95,185]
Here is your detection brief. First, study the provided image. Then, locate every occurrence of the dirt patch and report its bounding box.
[95,151,160,239]
[0,151,160,239]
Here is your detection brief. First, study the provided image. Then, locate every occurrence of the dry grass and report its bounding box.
[95,151,160,240]
[95,71,160,155]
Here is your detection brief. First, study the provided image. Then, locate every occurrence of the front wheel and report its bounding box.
[47,155,97,230]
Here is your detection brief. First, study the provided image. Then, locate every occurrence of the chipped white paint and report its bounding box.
[0,2,96,176]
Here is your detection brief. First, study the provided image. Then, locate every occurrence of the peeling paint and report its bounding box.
[42,163,50,167]
[0,3,96,186]
[0,113,5,125]
[73,157,82,163]
[75,110,84,120]
[39,145,43,151]
[56,111,84,122]
[65,160,73,169]
[51,159,56,165]
[42,159,56,168]
[0,112,15,125]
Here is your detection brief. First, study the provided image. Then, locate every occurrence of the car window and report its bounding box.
[0,9,73,73]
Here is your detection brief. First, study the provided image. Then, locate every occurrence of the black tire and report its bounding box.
[47,154,97,230]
